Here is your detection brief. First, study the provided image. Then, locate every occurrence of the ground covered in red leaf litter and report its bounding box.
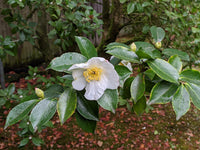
[1,75,200,149]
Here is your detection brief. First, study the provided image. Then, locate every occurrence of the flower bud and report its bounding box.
[130,42,137,52]
[35,88,44,99]
[155,41,162,49]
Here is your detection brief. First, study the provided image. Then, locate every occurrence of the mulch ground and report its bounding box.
[1,72,200,150]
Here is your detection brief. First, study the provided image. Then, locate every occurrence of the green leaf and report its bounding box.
[144,69,155,80]
[7,83,15,95]
[77,93,99,121]
[120,0,126,3]
[147,58,179,84]
[44,84,64,99]
[172,85,190,120]
[75,36,97,59]
[19,31,25,42]
[133,96,146,116]
[106,42,130,49]
[48,52,87,72]
[57,88,77,125]
[115,65,132,86]
[121,77,134,99]
[29,99,57,130]
[185,83,200,109]
[106,48,139,63]
[163,48,190,61]
[75,111,96,133]
[148,81,178,105]
[179,69,200,86]
[32,137,44,146]
[127,2,135,14]
[135,42,155,51]
[168,55,182,73]
[4,100,38,129]
[0,98,6,107]
[150,26,165,42]
[130,74,145,103]
[97,89,118,113]
[19,138,29,147]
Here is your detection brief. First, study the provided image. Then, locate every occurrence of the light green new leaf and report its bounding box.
[133,96,146,116]
[5,99,38,129]
[127,2,135,14]
[179,69,200,86]
[150,26,165,42]
[168,55,182,73]
[172,85,190,120]
[130,74,145,103]
[147,58,179,84]
[106,47,139,63]
[75,36,97,59]
[75,111,96,133]
[47,52,87,72]
[29,98,57,130]
[185,83,200,109]
[149,81,178,105]
[57,88,77,125]
[77,93,99,121]
[97,89,118,113]
[163,48,190,61]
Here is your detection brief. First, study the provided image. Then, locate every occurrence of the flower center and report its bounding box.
[83,67,102,82]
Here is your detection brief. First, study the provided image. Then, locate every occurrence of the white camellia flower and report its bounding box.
[68,57,119,100]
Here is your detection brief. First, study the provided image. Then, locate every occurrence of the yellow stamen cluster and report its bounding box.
[83,67,102,82]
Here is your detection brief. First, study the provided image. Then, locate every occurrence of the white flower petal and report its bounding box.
[85,79,107,100]
[72,76,86,91]
[68,63,88,71]
[71,70,86,91]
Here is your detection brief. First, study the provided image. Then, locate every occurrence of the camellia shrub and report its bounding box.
[4,26,200,146]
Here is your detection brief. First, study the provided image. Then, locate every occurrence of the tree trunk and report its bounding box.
[0,59,5,89]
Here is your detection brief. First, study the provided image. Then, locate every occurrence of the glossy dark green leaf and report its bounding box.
[75,36,97,59]
[147,58,179,84]
[47,52,87,72]
[32,137,44,146]
[44,84,64,99]
[106,42,130,50]
[5,99,38,129]
[77,93,99,121]
[144,69,155,80]
[150,26,165,42]
[185,83,200,109]
[121,77,134,99]
[168,55,182,73]
[7,83,15,95]
[133,96,146,116]
[97,89,118,113]
[75,111,96,133]
[163,48,190,61]
[29,98,57,130]
[134,42,155,51]
[19,138,29,147]
[148,81,178,105]
[106,47,139,63]
[115,65,132,86]
[179,69,200,86]
[57,88,77,125]
[172,85,190,120]
[127,2,135,14]
[130,74,145,103]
